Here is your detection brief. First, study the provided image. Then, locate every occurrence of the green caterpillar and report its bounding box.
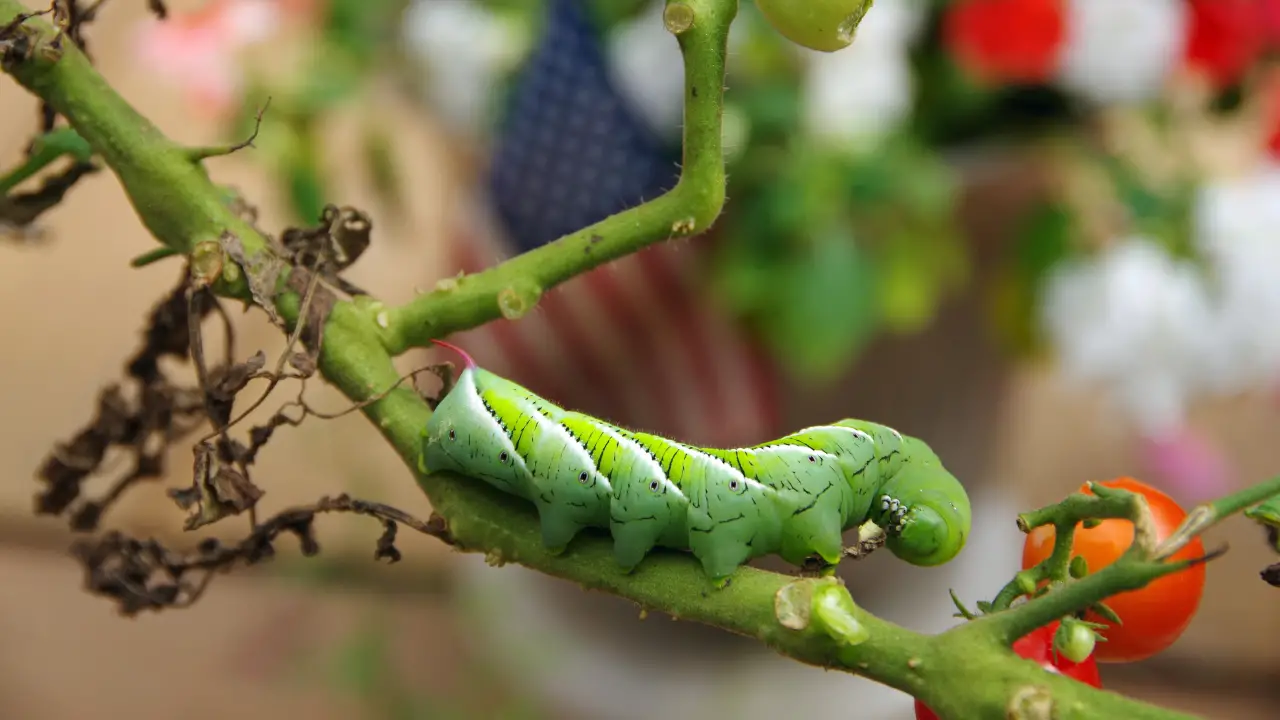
[421,340,971,585]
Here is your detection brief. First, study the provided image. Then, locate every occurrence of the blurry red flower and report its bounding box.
[1263,67,1280,159]
[1183,0,1269,89]
[943,0,1066,84]
[1265,0,1280,46]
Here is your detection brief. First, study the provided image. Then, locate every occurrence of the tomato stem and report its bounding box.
[962,478,1251,649]
[1162,474,1280,560]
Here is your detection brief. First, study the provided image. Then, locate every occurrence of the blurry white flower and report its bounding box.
[1057,0,1188,106]
[1040,237,1218,435]
[802,47,914,148]
[1193,164,1280,391]
[402,0,523,135]
[849,0,930,48]
[798,0,928,150]
[607,1,687,142]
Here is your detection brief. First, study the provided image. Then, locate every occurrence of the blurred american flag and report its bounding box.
[439,0,781,448]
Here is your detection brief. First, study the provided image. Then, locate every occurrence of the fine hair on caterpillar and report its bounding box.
[421,339,972,585]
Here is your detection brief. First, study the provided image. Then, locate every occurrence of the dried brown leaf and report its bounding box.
[172,442,264,531]
[219,230,284,327]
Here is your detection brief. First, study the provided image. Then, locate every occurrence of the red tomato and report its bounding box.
[913,621,1100,719]
[1021,477,1206,663]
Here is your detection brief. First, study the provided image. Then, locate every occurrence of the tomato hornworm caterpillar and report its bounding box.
[421,340,972,585]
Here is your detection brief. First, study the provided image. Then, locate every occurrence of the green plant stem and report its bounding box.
[973,478,1280,647]
[0,1,1241,717]
[987,485,1152,613]
[0,125,91,193]
[371,0,730,356]
[1159,474,1280,560]
[0,7,268,291]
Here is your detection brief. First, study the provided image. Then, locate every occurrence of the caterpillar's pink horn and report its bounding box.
[431,338,477,369]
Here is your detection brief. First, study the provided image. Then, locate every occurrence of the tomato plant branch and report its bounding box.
[0,1,272,298]
[370,0,731,356]
[0,1,1245,717]
[966,479,1274,648]
[1245,495,1280,552]
[0,125,91,193]
[1157,474,1280,561]
[986,483,1157,613]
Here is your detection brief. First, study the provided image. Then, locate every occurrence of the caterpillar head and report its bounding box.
[878,464,972,567]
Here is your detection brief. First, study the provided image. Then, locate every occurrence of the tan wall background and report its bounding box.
[2,1,1279,718]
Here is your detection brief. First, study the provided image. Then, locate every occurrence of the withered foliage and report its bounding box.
[35,275,215,530]
[75,494,451,616]
[6,1,453,616]
[279,202,373,297]
[1261,525,1280,588]
[1263,563,1280,587]
[1,160,99,232]
[27,200,443,614]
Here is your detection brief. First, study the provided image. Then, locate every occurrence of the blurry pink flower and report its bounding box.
[134,0,288,117]
[1139,427,1232,504]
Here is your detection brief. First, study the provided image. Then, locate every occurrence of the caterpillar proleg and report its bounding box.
[421,340,972,584]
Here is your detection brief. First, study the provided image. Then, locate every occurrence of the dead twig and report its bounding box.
[72,495,451,616]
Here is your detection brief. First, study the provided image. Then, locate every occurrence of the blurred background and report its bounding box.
[2,0,1280,717]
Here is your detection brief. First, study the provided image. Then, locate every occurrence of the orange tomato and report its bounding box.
[1021,477,1206,663]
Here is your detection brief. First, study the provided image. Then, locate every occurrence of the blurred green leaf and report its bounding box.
[282,122,328,223]
[363,119,404,218]
[877,235,942,334]
[730,81,802,145]
[990,201,1074,356]
[757,226,879,383]
[1017,201,1072,277]
[330,615,393,702]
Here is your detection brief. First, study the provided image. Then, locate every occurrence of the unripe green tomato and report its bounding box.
[754,0,875,52]
[1055,620,1097,664]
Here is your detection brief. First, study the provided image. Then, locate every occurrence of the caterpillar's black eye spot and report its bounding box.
[499,451,509,463]
[448,429,456,441]
[648,479,660,492]
[729,479,740,491]
[807,455,816,463]
[578,471,589,484]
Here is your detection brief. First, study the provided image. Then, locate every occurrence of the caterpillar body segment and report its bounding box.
[422,357,972,584]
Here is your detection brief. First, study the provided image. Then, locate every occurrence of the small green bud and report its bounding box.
[1069,555,1089,579]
